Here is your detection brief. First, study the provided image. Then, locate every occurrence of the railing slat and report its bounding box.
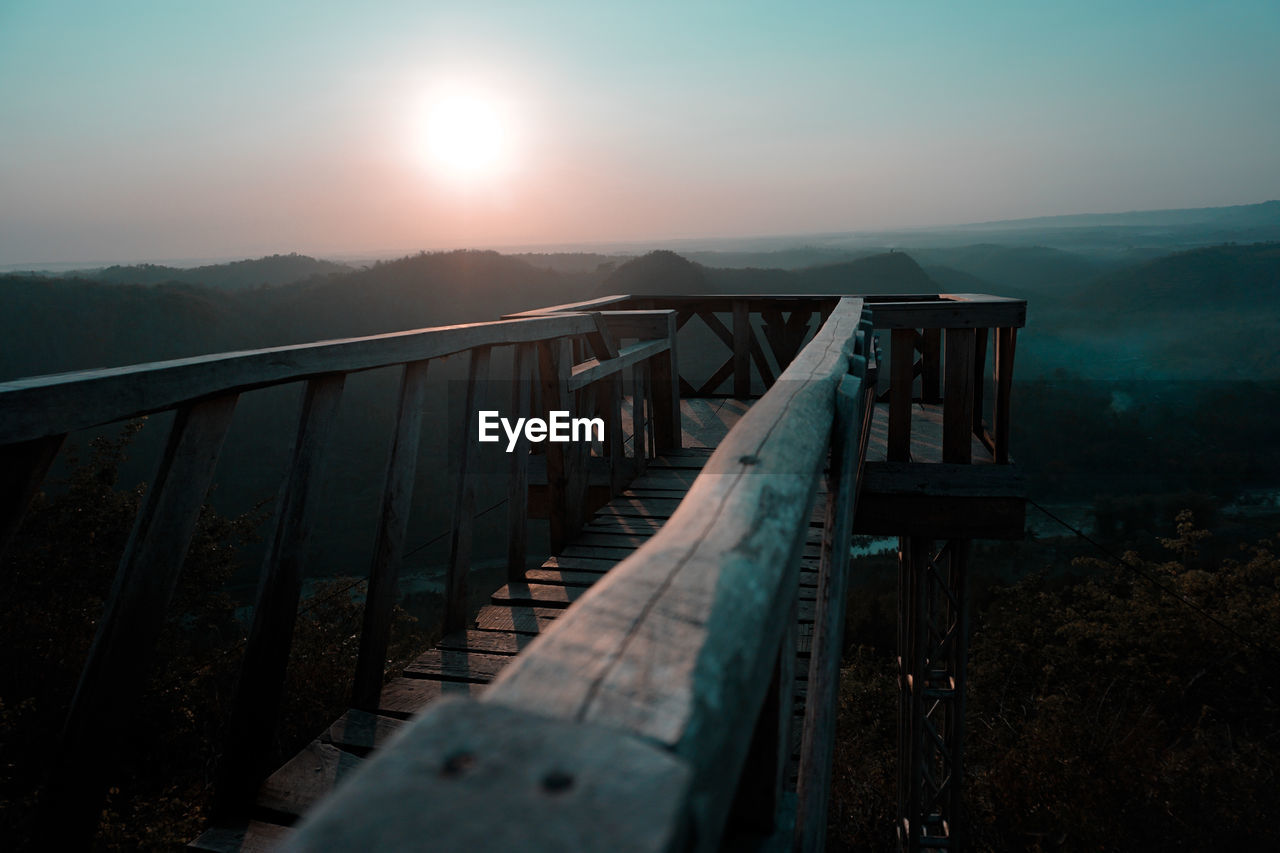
[46,393,239,844]
[506,344,534,581]
[538,340,571,553]
[220,374,346,804]
[733,299,751,398]
[889,329,916,461]
[445,347,491,633]
[351,361,431,711]
[994,327,1018,464]
[943,328,976,464]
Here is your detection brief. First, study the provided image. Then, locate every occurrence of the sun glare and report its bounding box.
[423,94,507,181]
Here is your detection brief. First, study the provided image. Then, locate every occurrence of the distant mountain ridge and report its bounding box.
[68,253,352,290]
[948,200,1280,231]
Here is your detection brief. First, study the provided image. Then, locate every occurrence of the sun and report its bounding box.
[423,93,507,181]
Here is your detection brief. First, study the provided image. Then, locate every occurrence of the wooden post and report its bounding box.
[0,433,65,558]
[733,300,750,398]
[888,329,916,462]
[46,394,238,844]
[350,361,430,711]
[943,327,976,464]
[538,340,570,553]
[220,375,346,802]
[506,344,533,581]
[631,361,649,476]
[605,373,626,495]
[650,314,681,453]
[972,327,989,440]
[994,327,1017,464]
[444,347,491,634]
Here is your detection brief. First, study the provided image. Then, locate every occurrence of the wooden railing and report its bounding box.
[285,298,877,852]
[0,310,679,842]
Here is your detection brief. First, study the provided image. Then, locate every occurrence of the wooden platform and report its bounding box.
[192,442,828,850]
[191,392,1021,850]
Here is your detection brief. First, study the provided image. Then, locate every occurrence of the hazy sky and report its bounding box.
[3,1,1279,264]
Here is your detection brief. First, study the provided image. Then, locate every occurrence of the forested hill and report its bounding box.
[67,253,352,290]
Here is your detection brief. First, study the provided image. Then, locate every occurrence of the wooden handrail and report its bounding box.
[1,307,682,843]
[285,298,874,852]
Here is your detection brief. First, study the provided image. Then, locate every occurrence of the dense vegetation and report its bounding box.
[829,514,1280,850]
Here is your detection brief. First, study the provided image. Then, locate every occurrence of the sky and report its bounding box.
[2,0,1279,265]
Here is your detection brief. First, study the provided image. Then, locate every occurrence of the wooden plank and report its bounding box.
[0,313,600,446]
[403,649,512,683]
[523,566,615,587]
[994,326,1017,464]
[540,554,619,573]
[222,374,346,804]
[567,338,671,391]
[508,344,533,580]
[490,582,586,608]
[0,432,65,556]
[322,709,406,753]
[597,309,679,342]
[378,677,481,719]
[888,329,915,462]
[45,394,238,845]
[445,347,491,633]
[539,340,571,553]
[481,298,867,849]
[650,312,681,453]
[586,312,620,360]
[258,740,363,818]
[868,296,1026,330]
[349,361,431,712]
[733,299,750,398]
[972,326,989,435]
[435,629,536,656]
[474,604,562,634]
[943,328,976,464]
[573,531,650,549]
[286,699,693,853]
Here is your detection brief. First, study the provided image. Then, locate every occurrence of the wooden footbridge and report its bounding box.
[0,291,1025,850]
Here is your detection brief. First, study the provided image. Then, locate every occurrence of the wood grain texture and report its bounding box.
[0,314,598,445]
[943,328,976,464]
[444,347,491,633]
[258,740,363,818]
[507,343,533,580]
[284,699,693,853]
[481,298,867,850]
[888,329,916,462]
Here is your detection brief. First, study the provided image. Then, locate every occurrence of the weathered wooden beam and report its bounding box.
[920,328,941,404]
[221,374,346,804]
[586,312,621,361]
[567,338,671,391]
[649,312,681,454]
[994,327,1017,464]
[45,393,238,845]
[0,314,600,446]
[349,361,432,711]
[479,298,867,850]
[507,344,534,581]
[445,347,492,633]
[943,328,977,464]
[888,329,916,462]
[869,295,1026,330]
[972,327,989,438]
[539,340,571,553]
[283,699,693,853]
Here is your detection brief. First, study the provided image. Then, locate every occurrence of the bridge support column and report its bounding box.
[897,537,970,850]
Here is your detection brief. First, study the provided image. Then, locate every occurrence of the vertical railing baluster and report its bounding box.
[47,393,239,843]
[444,347,491,634]
[733,299,751,398]
[506,344,533,582]
[220,375,346,802]
[538,339,571,553]
[889,329,916,461]
[994,327,1017,464]
[943,328,976,464]
[349,361,431,711]
[972,327,990,443]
